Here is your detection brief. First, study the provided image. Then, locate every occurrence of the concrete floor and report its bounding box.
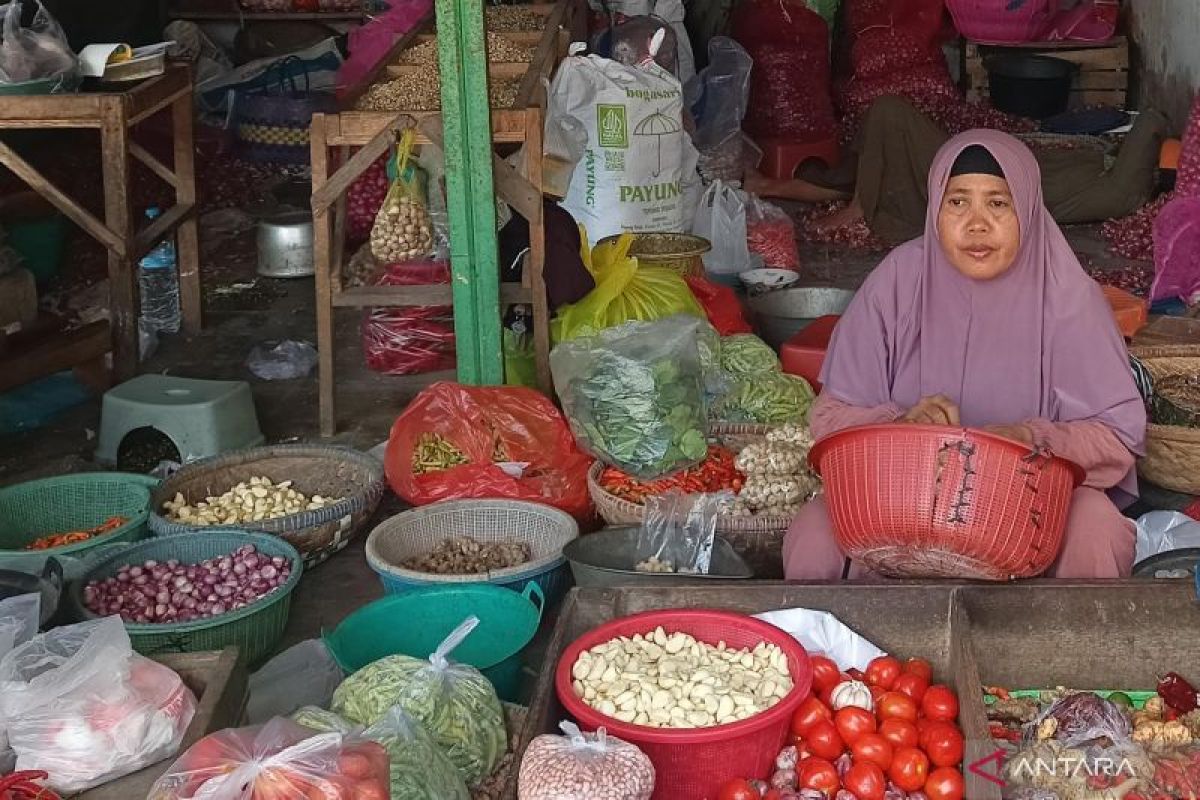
[0,206,1177,680]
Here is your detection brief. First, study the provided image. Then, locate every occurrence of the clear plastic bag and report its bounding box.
[518,721,655,800]
[551,315,710,479]
[247,640,345,724]
[293,704,471,800]
[148,716,390,800]
[0,592,40,774]
[370,130,434,264]
[693,181,751,277]
[636,491,729,574]
[746,194,801,272]
[245,340,318,380]
[1135,511,1200,565]
[0,1,77,87]
[1024,692,1132,749]
[0,616,197,793]
[714,373,816,424]
[685,37,753,152]
[332,616,507,784]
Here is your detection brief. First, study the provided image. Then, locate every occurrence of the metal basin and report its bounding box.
[746,286,855,349]
[257,211,314,278]
[563,526,754,587]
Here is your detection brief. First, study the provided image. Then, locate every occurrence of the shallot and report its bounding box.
[83,545,291,624]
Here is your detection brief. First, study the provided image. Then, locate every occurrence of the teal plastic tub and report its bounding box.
[323,582,544,702]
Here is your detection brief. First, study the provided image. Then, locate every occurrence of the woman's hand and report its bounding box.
[901,395,961,426]
[983,423,1034,446]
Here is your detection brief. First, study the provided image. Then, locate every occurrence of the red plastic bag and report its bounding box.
[148,717,389,800]
[385,382,595,522]
[732,0,836,142]
[684,275,752,335]
[362,259,456,375]
[746,195,801,271]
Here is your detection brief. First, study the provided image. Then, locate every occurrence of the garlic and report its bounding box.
[162,478,338,526]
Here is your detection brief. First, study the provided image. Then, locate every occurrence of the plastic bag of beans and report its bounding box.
[517,722,654,800]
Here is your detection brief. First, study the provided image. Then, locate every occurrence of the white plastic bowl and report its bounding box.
[739,268,800,291]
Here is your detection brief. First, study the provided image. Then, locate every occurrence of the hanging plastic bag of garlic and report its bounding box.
[370,129,435,265]
[730,423,821,518]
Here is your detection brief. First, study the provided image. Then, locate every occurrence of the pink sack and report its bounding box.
[1043,0,1118,43]
[1150,195,1200,303]
[337,0,432,99]
[1177,93,1200,198]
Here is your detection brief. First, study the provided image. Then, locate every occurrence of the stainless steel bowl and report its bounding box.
[257,211,314,278]
[747,286,855,349]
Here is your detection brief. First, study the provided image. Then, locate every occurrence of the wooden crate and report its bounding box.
[961,36,1130,109]
[79,648,249,800]
[508,581,1200,800]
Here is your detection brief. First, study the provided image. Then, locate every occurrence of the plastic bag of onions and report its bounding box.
[370,131,434,265]
[517,721,654,800]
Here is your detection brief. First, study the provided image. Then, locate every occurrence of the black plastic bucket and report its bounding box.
[985,54,1076,119]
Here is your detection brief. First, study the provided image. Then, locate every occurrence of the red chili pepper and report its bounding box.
[984,685,1012,701]
[1158,672,1200,713]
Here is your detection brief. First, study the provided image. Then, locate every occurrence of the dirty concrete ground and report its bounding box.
[0,202,1173,689]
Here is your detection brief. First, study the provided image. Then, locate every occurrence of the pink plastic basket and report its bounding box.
[947,0,1057,44]
[556,609,813,800]
[810,424,1084,580]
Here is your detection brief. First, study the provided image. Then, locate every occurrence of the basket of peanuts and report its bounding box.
[149,444,385,566]
[555,608,813,800]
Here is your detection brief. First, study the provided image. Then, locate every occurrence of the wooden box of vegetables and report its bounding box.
[509,582,1200,800]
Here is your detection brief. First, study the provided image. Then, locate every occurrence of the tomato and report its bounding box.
[835,706,877,746]
[924,767,965,800]
[903,657,933,682]
[865,655,902,690]
[877,691,919,723]
[806,718,846,760]
[893,672,929,704]
[844,762,887,800]
[791,696,833,738]
[880,717,920,749]
[716,779,761,800]
[811,656,842,692]
[851,732,894,770]
[796,757,840,793]
[921,685,960,722]
[869,684,887,704]
[922,721,965,768]
[889,746,931,793]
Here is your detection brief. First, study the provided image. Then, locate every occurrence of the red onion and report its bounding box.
[85,545,290,624]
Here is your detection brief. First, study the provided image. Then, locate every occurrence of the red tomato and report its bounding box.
[869,684,887,704]
[791,696,833,738]
[851,732,894,770]
[893,672,929,704]
[811,656,842,692]
[865,656,902,690]
[877,691,919,723]
[921,685,960,722]
[924,767,965,800]
[835,706,877,746]
[922,722,965,767]
[797,757,840,793]
[890,746,931,792]
[880,717,920,749]
[806,719,846,760]
[903,657,933,682]
[716,779,760,800]
[844,762,887,800]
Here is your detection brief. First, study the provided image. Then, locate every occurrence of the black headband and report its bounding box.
[949,145,1005,179]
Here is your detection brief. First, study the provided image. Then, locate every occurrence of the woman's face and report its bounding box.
[936,173,1021,281]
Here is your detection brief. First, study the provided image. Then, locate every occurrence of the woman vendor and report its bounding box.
[782,130,1147,580]
[753,95,1167,242]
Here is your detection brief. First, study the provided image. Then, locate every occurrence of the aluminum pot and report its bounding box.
[257,211,314,278]
[746,286,855,349]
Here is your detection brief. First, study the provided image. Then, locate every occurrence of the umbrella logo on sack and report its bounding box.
[634,108,681,177]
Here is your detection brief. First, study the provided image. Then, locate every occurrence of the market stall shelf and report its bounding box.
[309,0,584,435]
[961,36,1130,109]
[0,65,201,388]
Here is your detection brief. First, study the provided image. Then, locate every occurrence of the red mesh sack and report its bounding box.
[733,0,836,142]
[684,274,753,335]
[845,0,946,48]
[385,382,595,522]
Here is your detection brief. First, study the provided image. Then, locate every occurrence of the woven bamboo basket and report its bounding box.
[1131,345,1200,494]
[586,423,797,578]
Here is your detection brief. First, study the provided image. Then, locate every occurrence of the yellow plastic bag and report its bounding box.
[551,232,704,343]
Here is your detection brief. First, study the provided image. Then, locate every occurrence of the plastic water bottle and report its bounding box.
[138,207,180,335]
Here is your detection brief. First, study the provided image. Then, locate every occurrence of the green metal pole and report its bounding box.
[436,0,504,385]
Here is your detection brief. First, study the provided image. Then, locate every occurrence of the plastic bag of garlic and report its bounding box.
[517,721,654,800]
[369,131,434,265]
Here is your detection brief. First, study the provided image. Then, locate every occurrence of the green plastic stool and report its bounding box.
[95,375,264,465]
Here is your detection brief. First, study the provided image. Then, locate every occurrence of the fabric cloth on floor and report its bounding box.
[852,97,1166,243]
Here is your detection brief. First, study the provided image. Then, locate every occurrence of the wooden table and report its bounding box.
[0,65,201,386]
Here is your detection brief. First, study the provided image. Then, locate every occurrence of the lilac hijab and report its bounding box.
[820,130,1146,497]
